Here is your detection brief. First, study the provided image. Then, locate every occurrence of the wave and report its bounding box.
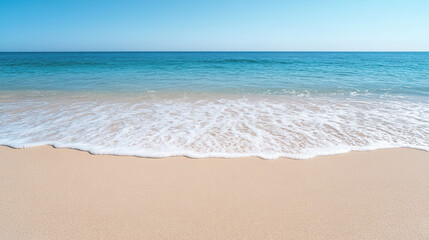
[2,142,428,160]
[196,59,295,64]
[1,95,428,159]
[0,58,295,68]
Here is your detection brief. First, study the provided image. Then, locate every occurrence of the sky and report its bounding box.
[0,0,428,51]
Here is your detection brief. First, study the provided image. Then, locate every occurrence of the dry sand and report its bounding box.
[0,146,428,239]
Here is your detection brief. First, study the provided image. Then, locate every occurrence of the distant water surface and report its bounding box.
[0,52,428,159]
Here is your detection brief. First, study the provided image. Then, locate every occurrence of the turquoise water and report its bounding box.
[0,52,428,158]
[1,52,428,96]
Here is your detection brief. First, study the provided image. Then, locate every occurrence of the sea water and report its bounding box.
[0,52,428,159]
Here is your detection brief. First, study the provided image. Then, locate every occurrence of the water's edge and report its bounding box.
[2,143,428,160]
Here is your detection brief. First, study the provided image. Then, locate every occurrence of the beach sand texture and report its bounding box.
[1,146,428,239]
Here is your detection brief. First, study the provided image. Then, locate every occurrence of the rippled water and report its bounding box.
[0,52,428,159]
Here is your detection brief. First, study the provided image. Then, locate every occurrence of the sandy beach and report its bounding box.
[0,146,428,239]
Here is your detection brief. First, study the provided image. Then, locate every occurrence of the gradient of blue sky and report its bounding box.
[1,0,428,51]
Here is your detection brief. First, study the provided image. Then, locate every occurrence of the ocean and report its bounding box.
[0,52,428,159]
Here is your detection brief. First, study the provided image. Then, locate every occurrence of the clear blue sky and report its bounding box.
[1,0,428,51]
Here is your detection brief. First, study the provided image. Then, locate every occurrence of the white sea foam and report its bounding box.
[0,93,428,159]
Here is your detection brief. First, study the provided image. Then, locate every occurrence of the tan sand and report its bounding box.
[0,146,428,239]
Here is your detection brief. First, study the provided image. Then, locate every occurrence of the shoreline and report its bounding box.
[2,144,428,160]
[1,145,429,239]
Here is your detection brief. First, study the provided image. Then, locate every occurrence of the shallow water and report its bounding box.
[1,52,428,159]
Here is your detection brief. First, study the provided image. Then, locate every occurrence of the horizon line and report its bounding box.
[1,50,429,53]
